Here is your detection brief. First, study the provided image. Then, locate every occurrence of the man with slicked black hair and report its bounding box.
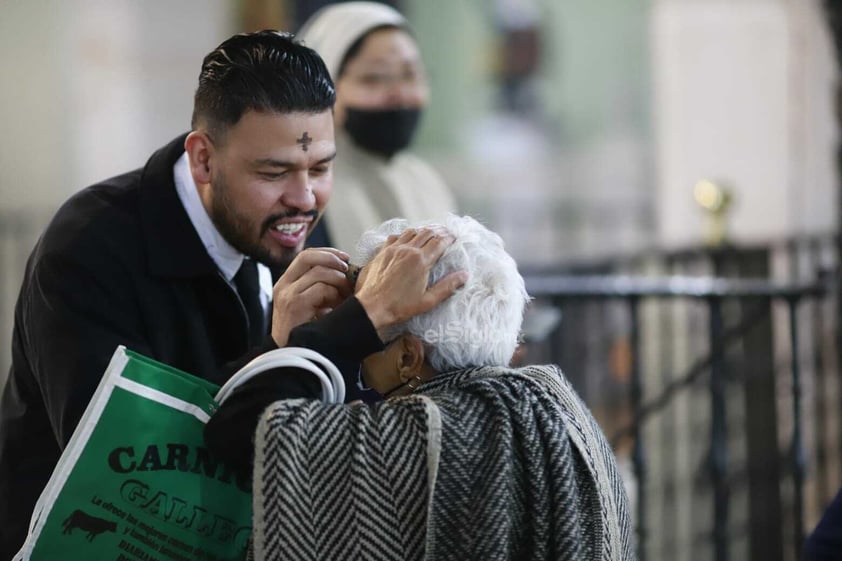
[1,30,464,559]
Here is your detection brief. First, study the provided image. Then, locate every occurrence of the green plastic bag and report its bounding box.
[15,345,346,561]
[15,346,252,561]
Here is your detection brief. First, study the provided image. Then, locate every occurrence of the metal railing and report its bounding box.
[520,237,840,561]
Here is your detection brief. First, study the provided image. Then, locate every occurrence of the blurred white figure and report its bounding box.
[299,2,457,256]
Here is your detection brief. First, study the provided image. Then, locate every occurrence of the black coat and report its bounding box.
[0,135,380,559]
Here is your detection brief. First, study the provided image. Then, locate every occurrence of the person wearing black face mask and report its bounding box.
[342,106,422,158]
[299,2,458,255]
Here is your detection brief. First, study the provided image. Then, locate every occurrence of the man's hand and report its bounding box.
[355,227,468,339]
[271,248,353,347]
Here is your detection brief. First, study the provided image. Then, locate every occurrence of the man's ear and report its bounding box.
[397,335,426,382]
[184,131,213,185]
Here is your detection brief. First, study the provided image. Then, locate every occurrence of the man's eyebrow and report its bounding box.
[253,151,337,168]
[315,152,337,165]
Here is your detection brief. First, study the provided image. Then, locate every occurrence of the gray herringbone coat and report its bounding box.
[254,365,635,561]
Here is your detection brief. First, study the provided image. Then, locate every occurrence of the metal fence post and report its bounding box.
[628,296,646,561]
[788,296,806,555]
[709,296,729,561]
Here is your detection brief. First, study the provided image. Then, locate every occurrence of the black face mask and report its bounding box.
[342,107,422,158]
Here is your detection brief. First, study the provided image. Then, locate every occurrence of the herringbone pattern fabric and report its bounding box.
[254,365,634,561]
[254,398,434,561]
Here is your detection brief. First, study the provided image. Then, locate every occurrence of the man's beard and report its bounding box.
[208,172,315,269]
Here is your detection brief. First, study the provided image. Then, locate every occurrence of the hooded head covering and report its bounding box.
[297,2,408,81]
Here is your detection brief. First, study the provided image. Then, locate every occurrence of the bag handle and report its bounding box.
[214,347,345,405]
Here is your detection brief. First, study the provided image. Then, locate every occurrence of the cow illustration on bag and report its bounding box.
[61,510,117,542]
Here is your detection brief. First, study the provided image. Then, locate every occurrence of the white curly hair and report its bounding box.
[355,215,530,372]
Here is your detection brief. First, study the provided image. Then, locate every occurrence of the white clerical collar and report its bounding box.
[173,152,273,305]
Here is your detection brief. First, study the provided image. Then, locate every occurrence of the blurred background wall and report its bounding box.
[412,0,655,266]
[0,0,234,384]
[653,0,837,247]
[2,0,836,369]
[1,0,233,207]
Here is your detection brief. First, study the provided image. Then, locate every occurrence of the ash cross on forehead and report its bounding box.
[296,132,312,152]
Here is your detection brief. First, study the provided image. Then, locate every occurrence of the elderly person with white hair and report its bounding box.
[206,215,634,561]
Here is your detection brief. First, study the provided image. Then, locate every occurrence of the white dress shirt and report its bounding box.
[173,153,273,316]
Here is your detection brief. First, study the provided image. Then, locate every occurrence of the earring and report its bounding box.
[382,375,424,398]
[405,375,423,391]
